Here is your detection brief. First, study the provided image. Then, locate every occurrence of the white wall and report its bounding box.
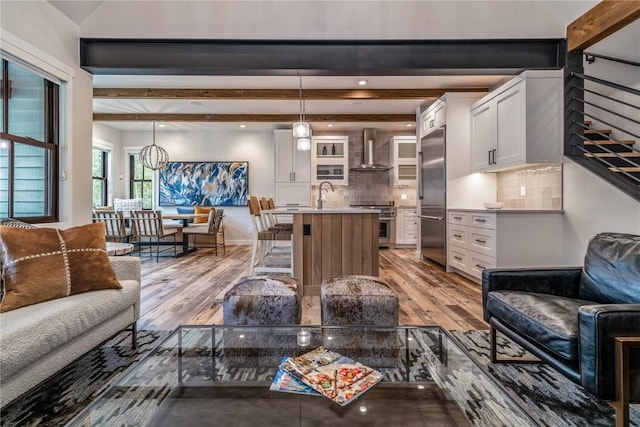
[120,130,274,244]
[561,20,640,264]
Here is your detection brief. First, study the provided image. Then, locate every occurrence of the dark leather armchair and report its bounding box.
[482,232,640,401]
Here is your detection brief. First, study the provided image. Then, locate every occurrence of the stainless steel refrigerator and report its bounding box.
[418,126,446,266]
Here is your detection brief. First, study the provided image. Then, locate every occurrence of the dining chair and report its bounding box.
[92,210,133,243]
[129,210,178,261]
[182,209,226,255]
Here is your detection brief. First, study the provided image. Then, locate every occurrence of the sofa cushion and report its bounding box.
[0,279,139,382]
[579,232,640,304]
[0,219,35,302]
[486,291,597,362]
[0,223,121,312]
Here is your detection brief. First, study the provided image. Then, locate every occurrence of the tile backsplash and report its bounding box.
[496,164,563,209]
[311,129,417,207]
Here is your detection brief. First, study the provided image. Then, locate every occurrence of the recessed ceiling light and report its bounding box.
[351,101,362,106]
[406,123,413,127]
[158,124,166,128]
[358,79,368,86]
[239,124,246,128]
[190,101,202,106]
[328,124,334,127]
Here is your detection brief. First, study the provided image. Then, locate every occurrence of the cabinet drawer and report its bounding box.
[448,211,468,225]
[469,253,496,280]
[448,247,469,272]
[404,209,418,218]
[448,225,468,248]
[470,212,496,229]
[468,226,496,257]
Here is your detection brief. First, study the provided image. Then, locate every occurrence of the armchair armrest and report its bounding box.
[109,256,141,284]
[578,304,640,400]
[482,267,583,318]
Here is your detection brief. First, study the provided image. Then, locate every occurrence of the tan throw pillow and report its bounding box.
[0,223,121,313]
[194,206,214,224]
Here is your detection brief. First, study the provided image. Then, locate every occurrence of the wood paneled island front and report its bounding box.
[291,208,380,296]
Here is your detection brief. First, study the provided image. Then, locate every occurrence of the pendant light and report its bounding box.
[139,121,169,170]
[292,73,310,139]
[297,137,311,151]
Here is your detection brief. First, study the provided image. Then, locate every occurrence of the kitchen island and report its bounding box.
[286,207,380,296]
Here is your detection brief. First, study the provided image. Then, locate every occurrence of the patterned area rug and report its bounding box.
[450,330,640,427]
[0,330,168,427]
[1,329,638,426]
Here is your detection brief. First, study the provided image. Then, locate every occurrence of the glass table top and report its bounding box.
[66,325,538,427]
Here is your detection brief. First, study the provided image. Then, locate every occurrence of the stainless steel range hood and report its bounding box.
[350,128,391,171]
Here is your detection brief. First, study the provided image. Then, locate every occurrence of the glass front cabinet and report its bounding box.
[391,136,417,186]
[311,136,349,185]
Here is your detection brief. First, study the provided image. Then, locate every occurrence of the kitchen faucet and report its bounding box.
[317,181,335,209]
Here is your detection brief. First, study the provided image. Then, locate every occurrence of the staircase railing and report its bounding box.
[565,51,640,202]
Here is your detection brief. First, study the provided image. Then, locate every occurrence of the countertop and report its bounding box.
[267,207,381,214]
[448,208,564,214]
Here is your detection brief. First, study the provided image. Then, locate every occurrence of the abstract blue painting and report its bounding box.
[159,161,248,206]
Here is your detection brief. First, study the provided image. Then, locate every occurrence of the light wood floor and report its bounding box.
[138,245,487,331]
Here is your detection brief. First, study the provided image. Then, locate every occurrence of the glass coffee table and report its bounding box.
[66,325,538,426]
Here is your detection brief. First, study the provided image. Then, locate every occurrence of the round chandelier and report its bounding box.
[139,121,169,170]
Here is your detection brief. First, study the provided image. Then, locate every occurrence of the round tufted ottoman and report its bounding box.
[321,275,398,326]
[223,276,301,326]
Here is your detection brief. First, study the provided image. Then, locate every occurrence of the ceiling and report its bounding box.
[93,74,509,133]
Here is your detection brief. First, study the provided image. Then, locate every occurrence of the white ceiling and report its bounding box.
[93,74,509,132]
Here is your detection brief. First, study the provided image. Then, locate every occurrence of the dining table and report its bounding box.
[162,212,209,255]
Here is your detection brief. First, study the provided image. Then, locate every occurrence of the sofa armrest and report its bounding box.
[109,256,141,284]
[578,304,640,400]
[482,267,583,320]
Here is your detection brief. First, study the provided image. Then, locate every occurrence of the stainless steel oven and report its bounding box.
[350,204,397,248]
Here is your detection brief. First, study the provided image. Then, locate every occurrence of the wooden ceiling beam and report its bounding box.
[567,1,640,52]
[93,113,416,122]
[93,87,488,100]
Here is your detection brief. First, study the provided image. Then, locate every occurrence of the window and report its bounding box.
[130,154,152,209]
[92,148,108,207]
[0,59,59,221]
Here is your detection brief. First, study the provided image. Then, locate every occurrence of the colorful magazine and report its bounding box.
[270,357,320,396]
[282,347,382,406]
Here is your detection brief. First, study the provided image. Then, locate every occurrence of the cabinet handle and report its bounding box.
[475,239,486,244]
[289,172,293,181]
[475,264,486,269]
[292,172,296,181]
[453,216,462,220]
[492,149,497,165]
[454,256,462,261]
[454,234,462,238]
[488,150,492,165]
[286,203,300,206]
[475,219,486,223]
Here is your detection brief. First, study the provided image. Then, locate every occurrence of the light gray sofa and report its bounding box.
[0,256,141,407]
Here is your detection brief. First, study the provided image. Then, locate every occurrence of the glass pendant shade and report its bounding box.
[139,122,169,170]
[292,121,310,138]
[297,137,311,151]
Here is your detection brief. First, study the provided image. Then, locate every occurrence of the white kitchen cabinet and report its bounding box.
[396,207,418,246]
[312,135,349,185]
[470,69,563,173]
[274,129,311,207]
[447,209,564,283]
[391,136,417,186]
[420,99,446,138]
[275,129,311,183]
